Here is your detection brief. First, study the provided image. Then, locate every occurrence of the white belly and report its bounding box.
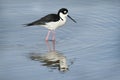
[42,19,66,30]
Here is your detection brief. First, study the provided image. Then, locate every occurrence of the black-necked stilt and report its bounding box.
[25,8,76,41]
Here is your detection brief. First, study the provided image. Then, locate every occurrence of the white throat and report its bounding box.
[59,12,68,21]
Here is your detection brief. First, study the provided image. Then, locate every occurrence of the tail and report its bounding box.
[23,23,34,27]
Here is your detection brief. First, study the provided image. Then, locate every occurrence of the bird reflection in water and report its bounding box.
[30,40,68,72]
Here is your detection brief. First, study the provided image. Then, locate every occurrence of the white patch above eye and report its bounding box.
[64,11,67,13]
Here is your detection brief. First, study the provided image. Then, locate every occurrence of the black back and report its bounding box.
[26,14,60,26]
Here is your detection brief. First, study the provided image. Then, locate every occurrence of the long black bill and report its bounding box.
[68,15,77,23]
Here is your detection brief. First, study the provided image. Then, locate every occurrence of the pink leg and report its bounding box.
[45,30,51,41]
[45,40,56,51]
[45,40,51,51]
[52,30,55,41]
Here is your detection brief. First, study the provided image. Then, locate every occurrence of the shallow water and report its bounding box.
[0,0,120,80]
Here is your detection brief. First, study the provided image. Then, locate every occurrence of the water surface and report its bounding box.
[0,0,120,80]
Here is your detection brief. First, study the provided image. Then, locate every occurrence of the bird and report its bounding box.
[24,8,76,41]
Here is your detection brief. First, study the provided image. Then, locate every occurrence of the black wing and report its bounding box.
[25,14,60,26]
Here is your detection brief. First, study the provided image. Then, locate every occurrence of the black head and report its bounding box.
[58,8,68,15]
[58,8,76,23]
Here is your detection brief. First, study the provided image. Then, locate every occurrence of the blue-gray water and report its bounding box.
[0,0,120,80]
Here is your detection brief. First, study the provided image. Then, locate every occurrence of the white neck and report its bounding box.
[59,12,68,21]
